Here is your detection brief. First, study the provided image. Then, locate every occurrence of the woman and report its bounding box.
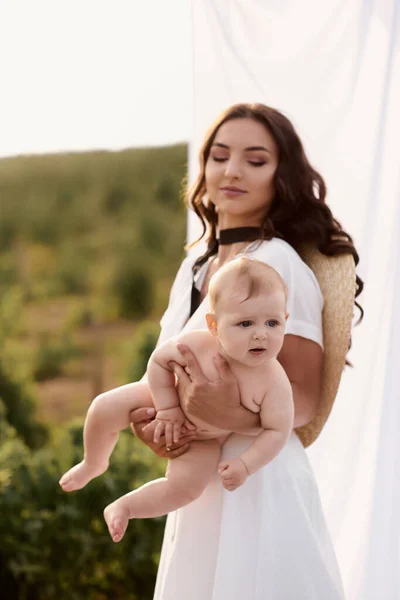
[130,103,363,599]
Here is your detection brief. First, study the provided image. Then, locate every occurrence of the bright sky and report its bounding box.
[0,0,192,157]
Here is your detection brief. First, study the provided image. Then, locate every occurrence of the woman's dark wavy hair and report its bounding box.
[185,102,363,331]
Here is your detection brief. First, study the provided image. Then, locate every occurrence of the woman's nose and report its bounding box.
[224,160,242,178]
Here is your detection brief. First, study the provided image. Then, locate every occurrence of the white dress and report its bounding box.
[153,238,345,600]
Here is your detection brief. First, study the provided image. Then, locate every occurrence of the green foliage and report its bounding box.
[103,186,132,216]
[0,285,24,339]
[0,252,18,287]
[139,214,167,254]
[0,363,48,450]
[0,287,48,449]
[66,301,95,329]
[0,412,166,599]
[33,334,82,381]
[111,259,154,321]
[125,321,160,382]
[53,245,92,295]
[154,173,182,210]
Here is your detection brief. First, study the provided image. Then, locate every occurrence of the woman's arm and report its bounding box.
[277,334,322,428]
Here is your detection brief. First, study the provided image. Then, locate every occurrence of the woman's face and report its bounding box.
[205,117,279,228]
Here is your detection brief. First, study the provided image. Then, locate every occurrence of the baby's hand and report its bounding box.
[153,407,193,448]
[218,457,248,491]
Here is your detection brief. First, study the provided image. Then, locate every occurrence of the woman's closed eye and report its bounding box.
[212,157,266,167]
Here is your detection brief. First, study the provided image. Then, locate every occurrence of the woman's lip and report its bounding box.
[220,188,247,197]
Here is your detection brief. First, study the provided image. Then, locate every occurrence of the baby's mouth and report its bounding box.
[249,348,266,356]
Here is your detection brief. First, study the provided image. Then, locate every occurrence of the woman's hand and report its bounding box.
[129,407,196,459]
[169,344,260,433]
[153,406,195,446]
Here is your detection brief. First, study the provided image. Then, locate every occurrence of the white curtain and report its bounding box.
[189,1,400,598]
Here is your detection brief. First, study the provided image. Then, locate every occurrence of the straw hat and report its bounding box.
[294,244,357,447]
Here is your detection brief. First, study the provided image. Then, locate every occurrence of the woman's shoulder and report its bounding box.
[243,238,323,302]
[243,237,306,274]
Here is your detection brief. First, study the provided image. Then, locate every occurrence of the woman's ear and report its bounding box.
[205,313,218,336]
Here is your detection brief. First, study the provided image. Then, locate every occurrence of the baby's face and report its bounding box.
[214,286,287,367]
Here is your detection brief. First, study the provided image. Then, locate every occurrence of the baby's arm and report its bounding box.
[147,338,196,446]
[219,368,294,491]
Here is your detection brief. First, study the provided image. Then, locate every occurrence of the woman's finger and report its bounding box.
[176,344,207,384]
[184,419,196,431]
[212,353,235,382]
[129,406,156,424]
[169,361,191,384]
[142,421,157,435]
[173,422,182,444]
[175,429,197,443]
[165,443,190,459]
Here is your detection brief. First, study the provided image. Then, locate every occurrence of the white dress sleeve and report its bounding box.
[243,238,324,349]
[157,254,197,347]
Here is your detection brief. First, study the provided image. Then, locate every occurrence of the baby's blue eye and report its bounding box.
[239,321,252,328]
[267,320,278,328]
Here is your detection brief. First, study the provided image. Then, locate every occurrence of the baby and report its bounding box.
[59,257,294,543]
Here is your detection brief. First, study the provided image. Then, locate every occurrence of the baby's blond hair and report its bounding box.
[208,257,288,312]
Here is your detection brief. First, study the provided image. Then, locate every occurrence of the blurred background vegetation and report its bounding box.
[0,144,188,599]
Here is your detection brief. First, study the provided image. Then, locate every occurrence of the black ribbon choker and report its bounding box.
[218,226,263,245]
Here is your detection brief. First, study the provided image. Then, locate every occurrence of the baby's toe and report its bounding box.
[59,473,69,486]
[60,478,74,491]
[110,518,127,543]
[59,471,77,491]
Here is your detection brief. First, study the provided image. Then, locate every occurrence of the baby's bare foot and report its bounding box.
[59,460,108,492]
[103,501,130,543]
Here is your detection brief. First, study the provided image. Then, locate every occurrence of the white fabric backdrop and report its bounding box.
[189,1,400,598]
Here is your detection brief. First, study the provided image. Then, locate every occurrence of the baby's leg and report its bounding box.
[59,381,153,492]
[104,439,220,542]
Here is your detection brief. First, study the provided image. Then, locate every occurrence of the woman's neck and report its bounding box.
[216,221,263,265]
[216,241,252,265]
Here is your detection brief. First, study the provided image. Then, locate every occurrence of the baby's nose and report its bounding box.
[253,330,267,340]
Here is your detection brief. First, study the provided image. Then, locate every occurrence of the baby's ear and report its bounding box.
[285,312,289,321]
[205,313,218,336]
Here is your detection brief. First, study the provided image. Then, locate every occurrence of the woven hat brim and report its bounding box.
[295,246,356,447]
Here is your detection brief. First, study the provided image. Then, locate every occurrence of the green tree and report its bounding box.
[0,287,47,448]
[126,320,160,382]
[112,260,154,320]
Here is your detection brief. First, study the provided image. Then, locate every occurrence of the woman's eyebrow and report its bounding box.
[212,142,271,154]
